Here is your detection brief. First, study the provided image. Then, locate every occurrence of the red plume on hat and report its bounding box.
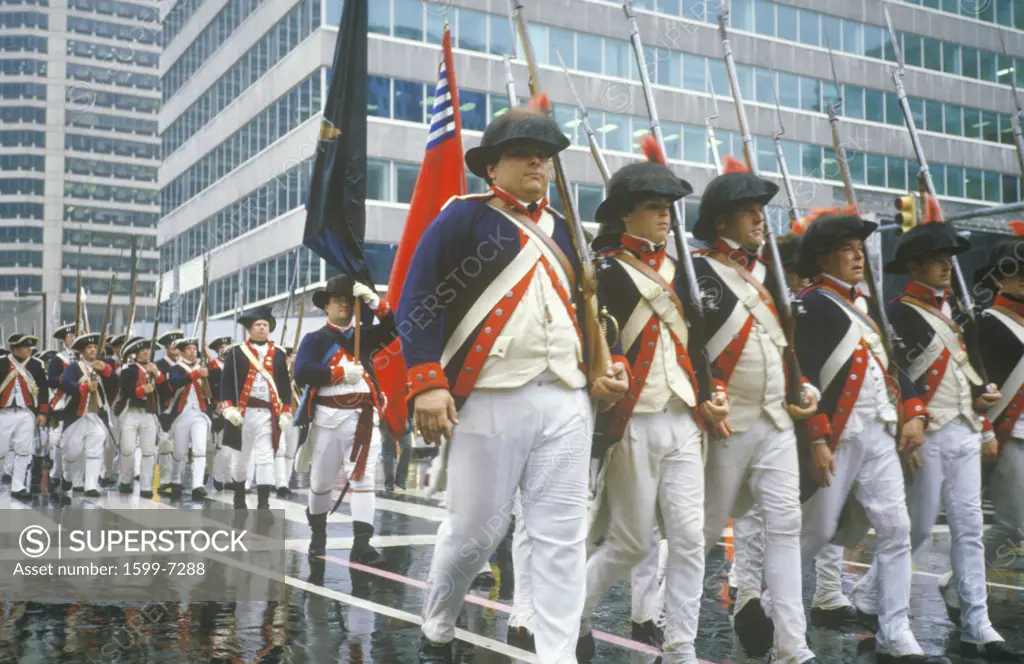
[639,133,665,166]
[721,156,748,174]
[791,216,808,236]
[922,193,943,224]
[800,204,859,229]
[1007,220,1024,236]
[528,92,551,113]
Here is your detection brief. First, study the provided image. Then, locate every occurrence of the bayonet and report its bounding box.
[705,60,723,173]
[555,47,611,184]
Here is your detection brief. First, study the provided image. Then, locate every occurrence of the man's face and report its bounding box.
[13,346,32,361]
[818,238,866,285]
[63,333,75,348]
[997,273,1024,299]
[716,202,766,252]
[786,271,811,294]
[82,344,97,362]
[136,348,150,363]
[325,295,352,327]
[908,253,953,291]
[249,321,270,342]
[182,345,197,362]
[165,343,180,360]
[487,145,552,202]
[623,198,672,246]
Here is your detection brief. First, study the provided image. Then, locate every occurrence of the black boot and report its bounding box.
[232,482,248,510]
[418,635,453,664]
[30,456,44,494]
[276,486,292,498]
[118,483,133,495]
[350,521,385,566]
[256,484,272,510]
[306,509,327,557]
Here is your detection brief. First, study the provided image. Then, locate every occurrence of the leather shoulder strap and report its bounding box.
[493,200,577,289]
[707,251,775,305]
[613,251,686,322]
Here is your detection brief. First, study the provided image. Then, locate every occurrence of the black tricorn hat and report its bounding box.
[884,222,970,274]
[978,236,1024,285]
[776,233,802,269]
[39,349,56,363]
[109,333,128,348]
[7,334,38,349]
[796,211,878,278]
[72,332,101,352]
[694,157,780,243]
[209,336,232,352]
[592,162,693,248]
[174,337,200,351]
[121,337,151,359]
[464,105,570,180]
[238,305,276,333]
[157,329,184,346]
[53,323,77,340]
[312,274,355,310]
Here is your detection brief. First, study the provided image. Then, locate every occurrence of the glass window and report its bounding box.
[903,34,921,68]
[865,89,884,123]
[777,71,799,108]
[776,4,797,41]
[731,0,754,32]
[887,156,907,191]
[662,121,682,160]
[944,104,962,135]
[459,90,487,131]
[577,184,604,222]
[600,113,629,152]
[1003,174,1019,203]
[843,85,864,119]
[369,0,390,33]
[426,10,445,44]
[366,76,390,117]
[864,25,884,60]
[962,47,979,79]
[681,53,705,92]
[797,10,819,46]
[393,79,423,123]
[736,64,754,101]
[366,160,389,200]
[395,163,419,204]
[867,154,886,187]
[553,104,577,145]
[754,68,775,104]
[964,109,981,139]
[799,77,819,112]
[393,0,422,40]
[683,125,707,163]
[981,110,999,142]
[908,98,924,129]
[821,15,841,50]
[842,20,863,55]
[925,100,943,133]
[998,55,1015,87]
[458,10,486,52]
[965,168,983,200]
[549,27,574,68]
[1016,0,1024,28]
[658,51,681,87]
[946,166,963,198]
[708,60,729,98]
[577,34,602,74]
[923,37,941,71]
[942,43,960,75]
[821,148,840,181]
[656,0,680,13]
[931,164,945,195]
[885,93,902,126]
[941,0,959,10]
[848,151,866,185]
[980,50,998,82]
[605,39,629,79]
[977,1,995,21]
[1001,114,1016,146]
[488,14,512,56]
[753,0,774,35]
[801,144,821,177]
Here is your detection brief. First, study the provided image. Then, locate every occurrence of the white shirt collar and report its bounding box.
[328,319,355,334]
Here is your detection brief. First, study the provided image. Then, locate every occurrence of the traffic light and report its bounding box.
[894,194,917,234]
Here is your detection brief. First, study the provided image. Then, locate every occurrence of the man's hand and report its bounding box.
[91,360,107,373]
[142,383,155,395]
[786,386,819,421]
[700,393,732,440]
[590,361,629,407]
[146,363,159,376]
[982,439,999,464]
[338,360,364,385]
[88,377,99,393]
[353,282,380,309]
[279,412,292,430]
[222,406,244,428]
[811,440,835,487]
[198,367,209,378]
[975,384,1002,411]
[413,388,458,446]
[898,417,926,455]
[36,415,47,427]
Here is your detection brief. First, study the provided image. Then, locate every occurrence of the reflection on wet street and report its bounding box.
[1,460,1022,663]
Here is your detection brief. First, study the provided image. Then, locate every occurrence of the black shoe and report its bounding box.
[61,479,72,491]
[213,480,224,491]
[158,484,173,495]
[118,483,133,495]
[506,625,535,653]
[306,509,327,557]
[191,487,207,501]
[140,490,153,499]
[810,604,862,629]
[577,631,596,663]
[256,485,272,510]
[876,653,951,664]
[169,484,182,500]
[307,558,326,587]
[276,486,291,498]
[11,489,32,501]
[962,642,1024,661]
[232,482,248,510]
[84,489,101,498]
[418,635,453,664]
[29,456,44,493]
[733,597,774,657]
[350,521,386,566]
[855,608,880,633]
[631,620,664,649]
[73,486,84,493]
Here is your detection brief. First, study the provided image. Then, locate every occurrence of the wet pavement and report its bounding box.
[1,463,1023,664]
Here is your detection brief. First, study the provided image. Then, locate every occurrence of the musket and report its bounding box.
[705,60,723,173]
[292,293,305,350]
[716,2,805,407]
[125,237,139,339]
[13,280,19,333]
[822,37,901,367]
[96,272,116,361]
[882,2,987,382]
[148,278,163,412]
[555,48,611,184]
[199,254,212,401]
[998,32,1024,180]
[75,270,83,336]
[769,71,802,229]
[509,1,612,382]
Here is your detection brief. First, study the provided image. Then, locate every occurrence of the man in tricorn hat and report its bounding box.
[60,332,115,497]
[206,335,233,491]
[275,343,299,498]
[848,222,1019,661]
[293,274,394,565]
[977,236,1024,574]
[117,337,163,497]
[794,210,944,664]
[218,305,292,510]
[155,328,184,494]
[399,103,629,663]
[691,158,820,663]
[166,337,215,501]
[0,334,49,500]
[576,159,729,662]
[46,322,78,493]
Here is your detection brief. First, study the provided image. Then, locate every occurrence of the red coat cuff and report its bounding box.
[902,398,927,423]
[406,363,449,401]
[101,363,112,378]
[155,374,166,385]
[611,354,632,384]
[220,400,234,409]
[805,413,831,441]
[79,382,90,397]
[281,403,291,414]
[136,385,146,398]
[189,369,201,381]
[981,416,994,433]
[330,364,346,383]
[375,299,391,317]
[38,403,48,414]
[713,379,727,395]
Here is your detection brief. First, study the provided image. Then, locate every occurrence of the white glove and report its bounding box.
[279,412,292,430]
[353,282,380,310]
[340,360,364,385]
[222,406,243,428]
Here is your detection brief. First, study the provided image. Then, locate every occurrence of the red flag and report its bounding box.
[374,25,465,438]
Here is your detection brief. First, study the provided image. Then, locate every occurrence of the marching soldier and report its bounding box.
[60,332,114,497]
[850,223,1020,660]
[116,337,163,497]
[155,329,183,494]
[293,274,392,565]
[979,237,1024,570]
[794,210,945,664]
[690,158,820,663]
[46,323,78,493]
[276,344,299,498]
[398,105,629,664]
[219,305,292,510]
[0,334,49,500]
[167,337,214,501]
[206,336,232,491]
[35,348,56,493]
[577,160,729,663]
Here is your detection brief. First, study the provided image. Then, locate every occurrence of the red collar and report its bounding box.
[995,294,1024,317]
[904,281,947,309]
[711,239,758,271]
[490,186,547,222]
[620,234,667,270]
[815,274,861,302]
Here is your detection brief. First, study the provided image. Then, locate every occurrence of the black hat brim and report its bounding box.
[883,224,971,274]
[796,216,878,278]
[465,137,568,180]
[238,316,276,333]
[593,181,694,226]
[694,173,780,243]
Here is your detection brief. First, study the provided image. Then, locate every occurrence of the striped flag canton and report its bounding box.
[426,60,455,149]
